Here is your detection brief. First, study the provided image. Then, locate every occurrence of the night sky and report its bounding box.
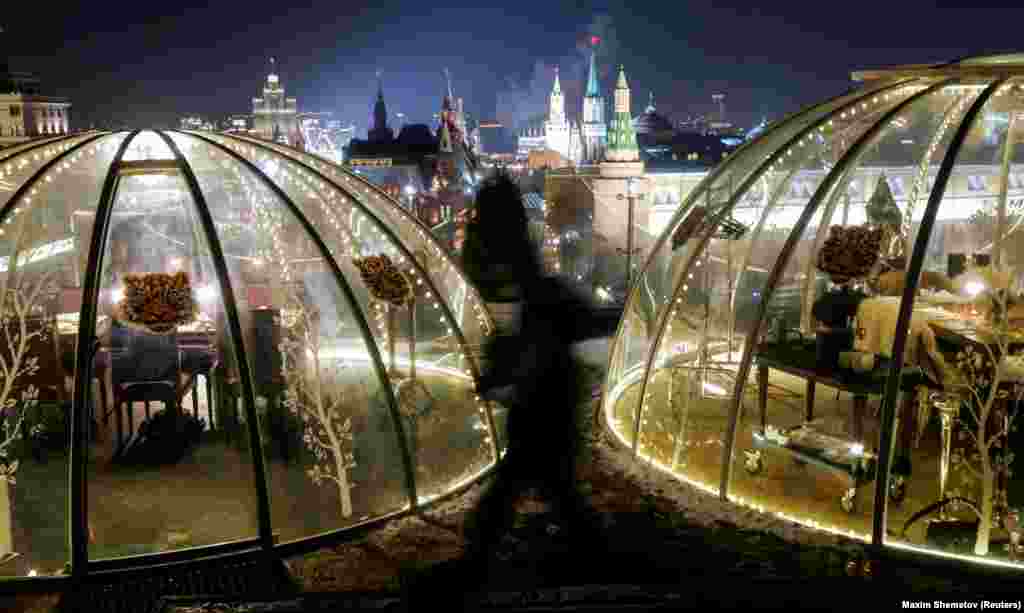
[5,2,1024,133]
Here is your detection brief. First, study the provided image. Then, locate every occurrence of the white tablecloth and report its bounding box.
[853,296,958,384]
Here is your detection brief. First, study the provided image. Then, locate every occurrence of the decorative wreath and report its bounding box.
[816,225,883,283]
[353,254,413,307]
[115,271,197,334]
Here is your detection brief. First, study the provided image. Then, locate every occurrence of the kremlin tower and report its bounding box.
[605,65,640,162]
[581,42,608,163]
[544,68,570,161]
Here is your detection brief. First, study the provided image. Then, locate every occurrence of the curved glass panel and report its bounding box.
[882,81,1024,569]
[201,134,498,504]
[725,83,956,539]
[959,54,1024,66]
[0,134,73,166]
[171,132,411,542]
[603,82,906,457]
[0,134,125,577]
[1,136,97,211]
[219,135,496,375]
[87,170,259,559]
[120,131,176,162]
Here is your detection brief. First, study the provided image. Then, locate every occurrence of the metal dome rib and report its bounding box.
[173,129,419,513]
[212,132,501,464]
[622,77,920,460]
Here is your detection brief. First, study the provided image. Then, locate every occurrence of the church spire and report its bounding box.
[585,47,600,98]
[369,70,394,143]
[646,91,656,114]
[373,71,388,133]
[552,66,562,94]
[444,67,455,103]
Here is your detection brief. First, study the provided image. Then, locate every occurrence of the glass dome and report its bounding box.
[604,64,1024,570]
[0,129,503,580]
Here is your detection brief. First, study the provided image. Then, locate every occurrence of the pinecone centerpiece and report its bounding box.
[352,254,413,307]
[116,271,196,334]
[816,225,883,285]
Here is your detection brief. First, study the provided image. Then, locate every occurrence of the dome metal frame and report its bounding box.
[0,129,501,592]
[605,68,1024,575]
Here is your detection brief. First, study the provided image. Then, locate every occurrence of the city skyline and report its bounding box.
[4,2,1024,130]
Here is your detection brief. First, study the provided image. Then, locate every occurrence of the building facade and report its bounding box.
[252,58,299,145]
[1,34,70,147]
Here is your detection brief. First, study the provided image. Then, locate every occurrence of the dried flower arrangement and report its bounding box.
[352,255,413,307]
[816,225,884,284]
[116,271,196,334]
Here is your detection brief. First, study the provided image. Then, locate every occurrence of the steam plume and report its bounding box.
[495,14,619,132]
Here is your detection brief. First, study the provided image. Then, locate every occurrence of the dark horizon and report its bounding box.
[4,2,1023,134]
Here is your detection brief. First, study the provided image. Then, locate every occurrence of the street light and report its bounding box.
[616,177,646,286]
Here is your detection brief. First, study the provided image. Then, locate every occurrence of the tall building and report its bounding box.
[0,27,71,147]
[252,57,299,145]
[367,75,394,144]
[605,66,639,163]
[581,47,608,164]
[544,68,570,160]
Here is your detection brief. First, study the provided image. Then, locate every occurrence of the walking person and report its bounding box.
[460,171,617,579]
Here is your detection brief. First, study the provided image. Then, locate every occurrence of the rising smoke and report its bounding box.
[495,14,619,132]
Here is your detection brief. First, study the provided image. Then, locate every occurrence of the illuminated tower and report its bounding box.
[604,65,639,162]
[581,41,607,163]
[545,67,570,159]
[253,57,299,143]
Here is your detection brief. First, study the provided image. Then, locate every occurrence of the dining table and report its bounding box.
[55,314,219,441]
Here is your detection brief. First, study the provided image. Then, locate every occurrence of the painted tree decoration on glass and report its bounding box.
[0,222,62,559]
[116,271,196,334]
[945,273,1024,556]
[280,302,361,519]
[248,192,362,519]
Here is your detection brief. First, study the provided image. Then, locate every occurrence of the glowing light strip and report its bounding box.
[604,369,870,542]
[313,344,475,382]
[0,237,74,272]
[887,539,1024,571]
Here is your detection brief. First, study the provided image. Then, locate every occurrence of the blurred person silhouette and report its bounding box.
[456,171,618,582]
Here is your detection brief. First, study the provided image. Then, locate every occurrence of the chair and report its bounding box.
[217,308,295,460]
[107,322,182,459]
[177,327,218,431]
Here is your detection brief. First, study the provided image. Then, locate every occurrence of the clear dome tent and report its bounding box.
[604,56,1024,569]
[0,129,503,581]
